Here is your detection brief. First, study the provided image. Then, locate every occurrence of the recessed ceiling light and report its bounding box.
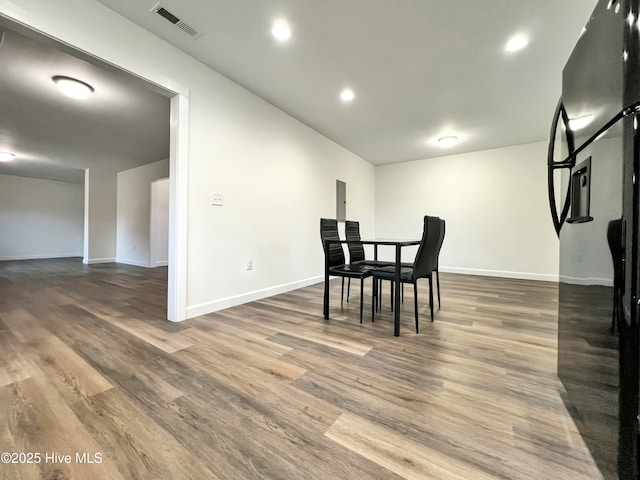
[271,20,292,42]
[340,88,355,102]
[568,114,594,131]
[0,151,15,162]
[505,34,529,53]
[438,136,458,148]
[52,75,94,99]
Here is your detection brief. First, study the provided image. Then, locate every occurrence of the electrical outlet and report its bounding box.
[246,258,253,271]
[211,192,224,206]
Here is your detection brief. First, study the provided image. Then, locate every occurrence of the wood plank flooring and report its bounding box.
[0,258,604,479]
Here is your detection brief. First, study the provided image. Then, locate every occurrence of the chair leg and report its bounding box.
[378,279,382,311]
[390,281,394,312]
[611,289,616,333]
[413,281,419,333]
[436,269,441,309]
[341,277,345,306]
[612,287,619,333]
[402,282,404,303]
[347,278,351,303]
[372,278,376,322]
[428,276,434,322]
[359,279,364,323]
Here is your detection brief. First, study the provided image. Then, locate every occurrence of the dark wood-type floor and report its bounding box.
[0,258,603,479]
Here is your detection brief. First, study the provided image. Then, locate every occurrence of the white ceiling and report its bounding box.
[0,22,170,183]
[0,0,597,182]
[96,0,596,165]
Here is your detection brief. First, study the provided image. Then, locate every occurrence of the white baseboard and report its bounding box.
[185,267,562,321]
[83,257,116,265]
[114,258,169,268]
[440,266,559,283]
[558,275,613,287]
[186,275,324,320]
[0,253,81,261]
[116,258,150,268]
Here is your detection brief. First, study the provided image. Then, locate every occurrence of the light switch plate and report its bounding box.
[211,192,223,206]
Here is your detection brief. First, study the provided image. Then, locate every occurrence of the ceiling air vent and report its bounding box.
[156,7,179,24]
[150,3,203,38]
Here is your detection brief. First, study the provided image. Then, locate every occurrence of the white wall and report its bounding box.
[83,168,117,264]
[376,141,559,281]
[0,0,376,318]
[116,159,169,267]
[187,93,375,314]
[0,174,83,260]
[150,177,170,268]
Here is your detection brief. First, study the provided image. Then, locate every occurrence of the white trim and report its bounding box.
[0,254,81,261]
[84,257,115,265]
[558,275,613,287]
[186,275,324,320]
[116,258,150,268]
[83,168,89,263]
[167,93,189,322]
[440,266,559,283]
[112,258,169,269]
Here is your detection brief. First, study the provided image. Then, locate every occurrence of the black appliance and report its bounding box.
[548,0,640,478]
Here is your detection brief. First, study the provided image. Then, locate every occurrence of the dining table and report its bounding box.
[323,238,421,336]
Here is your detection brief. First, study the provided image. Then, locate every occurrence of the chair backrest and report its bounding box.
[345,220,366,263]
[434,218,446,269]
[320,218,346,268]
[412,215,441,280]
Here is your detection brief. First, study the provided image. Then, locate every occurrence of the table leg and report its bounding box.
[394,244,401,336]
[324,240,330,319]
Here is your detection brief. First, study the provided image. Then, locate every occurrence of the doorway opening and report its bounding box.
[0,14,188,321]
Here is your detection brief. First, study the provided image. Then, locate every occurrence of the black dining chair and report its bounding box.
[345,220,394,267]
[395,217,445,309]
[433,218,446,309]
[320,218,373,323]
[371,215,440,333]
[345,220,394,305]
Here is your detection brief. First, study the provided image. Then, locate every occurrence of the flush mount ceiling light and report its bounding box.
[340,88,355,102]
[52,75,94,99]
[271,19,292,42]
[438,136,458,148]
[568,114,594,131]
[505,34,529,53]
[0,151,15,162]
